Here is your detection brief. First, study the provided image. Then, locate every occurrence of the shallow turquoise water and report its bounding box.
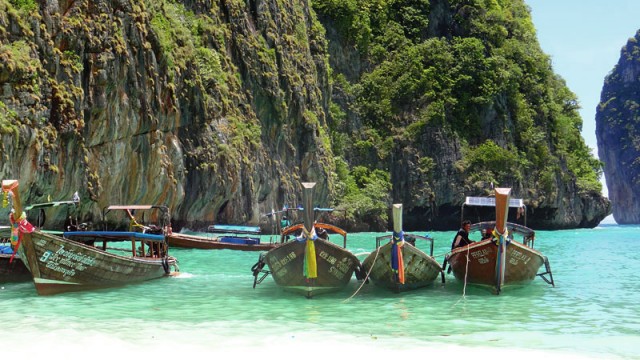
[1,225,638,358]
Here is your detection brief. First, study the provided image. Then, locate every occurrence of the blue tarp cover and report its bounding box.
[219,236,260,245]
[0,245,14,254]
[207,224,261,234]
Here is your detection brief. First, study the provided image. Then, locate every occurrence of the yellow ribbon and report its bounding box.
[492,228,509,240]
[302,227,318,279]
[304,239,317,279]
[130,218,144,231]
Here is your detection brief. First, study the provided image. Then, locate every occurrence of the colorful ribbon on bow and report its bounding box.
[492,227,509,294]
[391,231,405,284]
[298,227,318,279]
[492,227,509,240]
[8,211,34,263]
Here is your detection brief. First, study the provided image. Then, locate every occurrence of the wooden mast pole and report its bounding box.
[494,187,511,295]
[2,180,23,216]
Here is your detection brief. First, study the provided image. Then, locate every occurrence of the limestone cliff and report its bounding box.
[0,0,611,231]
[596,29,640,224]
[317,0,610,230]
[1,0,333,229]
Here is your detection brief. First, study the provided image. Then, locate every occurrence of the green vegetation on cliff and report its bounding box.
[0,0,609,230]
[316,0,603,226]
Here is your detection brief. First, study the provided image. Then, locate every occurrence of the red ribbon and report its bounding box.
[8,212,34,263]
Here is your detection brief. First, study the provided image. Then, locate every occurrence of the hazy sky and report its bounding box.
[527,0,640,156]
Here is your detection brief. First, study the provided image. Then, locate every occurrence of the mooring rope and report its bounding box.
[343,246,381,302]
[450,245,472,309]
[463,244,471,296]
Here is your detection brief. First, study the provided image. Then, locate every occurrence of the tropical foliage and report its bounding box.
[316,0,603,225]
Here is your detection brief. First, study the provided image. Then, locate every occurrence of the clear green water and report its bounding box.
[1,225,638,358]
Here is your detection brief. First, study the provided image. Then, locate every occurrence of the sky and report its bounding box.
[526,1,640,221]
[527,0,640,155]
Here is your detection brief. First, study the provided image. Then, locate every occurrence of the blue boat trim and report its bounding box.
[64,231,165,242]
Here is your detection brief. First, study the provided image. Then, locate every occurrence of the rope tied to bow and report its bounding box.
[8,211,34,263]
[492,227,509,241]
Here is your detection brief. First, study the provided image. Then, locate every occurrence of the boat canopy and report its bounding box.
[464,196,524,208]
[103,205,170,218]
[462,196,526,227]
[107,205,166,211]
[207,224,261,234]
[100,204,171,230]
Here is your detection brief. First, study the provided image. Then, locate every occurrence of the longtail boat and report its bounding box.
[1,198,81,283]
[361,204,442,292]
[251,182,362,298]
[443,188,554,294]
[1,180,179,295]
[167,224,280,251]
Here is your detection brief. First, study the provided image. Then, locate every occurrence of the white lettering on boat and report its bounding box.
[271,252,296,272]
[471,249,490,265]
[334,257,352,273]
[509,249,531,265]
[328,266,344,279]
[319,251,337,265]
[471,249,490,258]
[328,256,354,280]
[45,261,76,277]
[275,267,288,278]
[38,246,96,278]
[55,246,96,266]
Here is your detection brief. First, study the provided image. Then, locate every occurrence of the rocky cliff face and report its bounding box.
[0,0,611,231]
[1,0,333,229]
[319,0,610,230]
[596,30,640,224]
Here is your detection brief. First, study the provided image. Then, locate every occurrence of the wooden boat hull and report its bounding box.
[18,231,177,295]
[0,254,31,282]
[1,227,32,282]
[362,241,442,292]
[167,233,278,251]
[447,238,545,292]
[264,239,360,297]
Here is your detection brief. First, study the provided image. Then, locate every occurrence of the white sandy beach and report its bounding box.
[6,328,616,360]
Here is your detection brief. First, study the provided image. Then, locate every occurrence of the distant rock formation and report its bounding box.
[596,30,640,223]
